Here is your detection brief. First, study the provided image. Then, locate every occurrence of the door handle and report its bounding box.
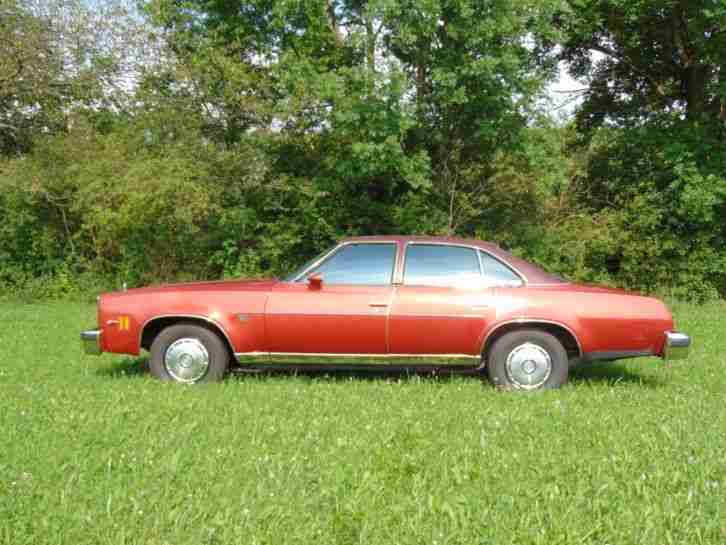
[369,301,389,307]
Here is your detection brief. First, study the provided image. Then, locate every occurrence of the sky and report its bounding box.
[546,62,586,118]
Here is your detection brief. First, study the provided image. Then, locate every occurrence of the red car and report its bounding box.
[81,236,690,389]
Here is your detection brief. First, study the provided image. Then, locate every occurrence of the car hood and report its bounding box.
[102,278,279,298]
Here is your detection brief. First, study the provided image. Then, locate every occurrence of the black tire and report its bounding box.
[149,323,229,383]
[487,329,568,390]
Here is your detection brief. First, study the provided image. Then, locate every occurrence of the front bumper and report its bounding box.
[81,329,103,355]
[663,331,690,360]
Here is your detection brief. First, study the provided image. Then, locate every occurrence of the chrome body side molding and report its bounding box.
[235,352,481,366]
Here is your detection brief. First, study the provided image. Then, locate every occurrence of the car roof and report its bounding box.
[339,235,564,285]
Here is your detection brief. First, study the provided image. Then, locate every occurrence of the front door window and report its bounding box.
[305,243,397,285]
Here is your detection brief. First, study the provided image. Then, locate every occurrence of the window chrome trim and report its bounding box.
[287,241,399,286]
[476,249,486,277]
[401,241,528,288]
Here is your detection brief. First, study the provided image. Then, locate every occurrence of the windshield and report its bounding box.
[283,247,334,282]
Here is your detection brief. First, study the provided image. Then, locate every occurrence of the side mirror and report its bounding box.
[307,274,323,290]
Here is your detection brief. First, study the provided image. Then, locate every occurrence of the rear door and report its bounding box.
[388,244,496,358]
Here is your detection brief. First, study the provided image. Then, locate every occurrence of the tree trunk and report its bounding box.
[684,64,709,121]
[365,10,375,96]
[325,0,343,47]
[365,14,375,76]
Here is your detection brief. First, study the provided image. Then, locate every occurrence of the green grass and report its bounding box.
[1,301,725,545]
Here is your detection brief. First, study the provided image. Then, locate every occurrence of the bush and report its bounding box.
[1,117,724,303]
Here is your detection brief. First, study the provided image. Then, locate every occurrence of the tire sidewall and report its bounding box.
[149,324,229,383]
[488,329,568,390]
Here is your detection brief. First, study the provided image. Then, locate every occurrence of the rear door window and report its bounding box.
[403,245,481,287]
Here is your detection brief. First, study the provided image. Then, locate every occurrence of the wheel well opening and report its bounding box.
[482,322,581,363]
[140,317,235,361]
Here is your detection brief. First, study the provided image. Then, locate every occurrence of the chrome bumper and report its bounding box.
[81,329,102,355]
[663,331,690,360]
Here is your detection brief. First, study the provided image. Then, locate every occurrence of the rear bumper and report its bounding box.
[663,331,690,360]
[81,329,103,355]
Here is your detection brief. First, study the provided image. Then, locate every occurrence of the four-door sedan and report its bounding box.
[81,236,691,390]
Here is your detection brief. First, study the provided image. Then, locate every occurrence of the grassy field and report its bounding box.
[1,301,725,544]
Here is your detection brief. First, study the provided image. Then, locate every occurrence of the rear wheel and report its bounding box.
[487,329,568,390]
[149,323,229,383]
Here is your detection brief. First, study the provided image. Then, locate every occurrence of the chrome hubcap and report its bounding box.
[164,338,209,383]
[505,343,552,390]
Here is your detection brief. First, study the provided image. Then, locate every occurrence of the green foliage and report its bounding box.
[0,114,336,286]
[558,0,726,128]
[0,0,154,156]
[526,120,726,301]
[545,0,726,300]
[2,301,726,543]
[1,0,725,301]
[0,0,66,155]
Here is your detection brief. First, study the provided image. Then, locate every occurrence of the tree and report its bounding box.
[0,0,67,154]
[147,0,562,237]
[558,0,726,129]
[0,0,165,156]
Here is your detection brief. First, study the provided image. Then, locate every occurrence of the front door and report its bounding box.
[265,242,397,355]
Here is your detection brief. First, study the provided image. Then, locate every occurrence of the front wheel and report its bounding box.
[149,323,229,384]
[487,329,568,390]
